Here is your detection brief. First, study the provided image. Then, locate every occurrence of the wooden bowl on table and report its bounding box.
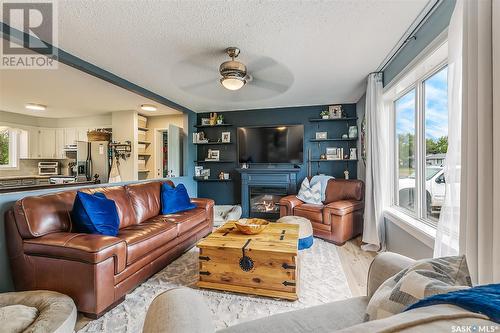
[234,218,269,235]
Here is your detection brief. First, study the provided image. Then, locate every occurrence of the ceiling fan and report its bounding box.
[219,47,249,91]
[178,47,291,95]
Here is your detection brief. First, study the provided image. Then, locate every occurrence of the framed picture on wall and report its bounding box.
[221,132,231,143]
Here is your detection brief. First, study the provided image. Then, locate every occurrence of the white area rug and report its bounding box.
[79,238,351,332]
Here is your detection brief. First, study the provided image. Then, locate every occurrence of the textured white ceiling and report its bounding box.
[19,1,429,112]
[0,61,181,118]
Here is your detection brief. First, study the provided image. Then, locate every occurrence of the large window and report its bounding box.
[395,89,416,214]
[393,66,448,227]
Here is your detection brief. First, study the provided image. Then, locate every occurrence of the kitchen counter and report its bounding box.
[0,180,100,194]
[0,175,52,181]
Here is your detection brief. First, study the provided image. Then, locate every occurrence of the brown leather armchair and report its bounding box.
[5,180,214,318]
[280,179,364,245]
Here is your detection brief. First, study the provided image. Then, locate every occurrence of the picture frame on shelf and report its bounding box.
[206,149,220,161]
[348,126,358,139]
[201,118,210,126]
[221,132,231,143]
[195,166,203,176]
[194,131,207,143]
[315,132,328,140]
[200,169,210,179]
[326,147,343,160]
[328,105,343,119]
[349,148,357,160]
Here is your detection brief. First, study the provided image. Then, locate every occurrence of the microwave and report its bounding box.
[38,162,59,175]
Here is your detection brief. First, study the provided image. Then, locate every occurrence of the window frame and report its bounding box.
[390,60,448,228]
[0,127,20,170]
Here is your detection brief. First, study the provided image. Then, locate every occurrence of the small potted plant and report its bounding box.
[320,110,330,119]
[217,114,224,124]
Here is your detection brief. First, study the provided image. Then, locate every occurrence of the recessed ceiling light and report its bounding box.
[140,104,157,112]
[25,103,46,111]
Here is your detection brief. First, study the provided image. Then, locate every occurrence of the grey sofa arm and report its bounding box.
[366,252,415,298]
[143,288,216,333]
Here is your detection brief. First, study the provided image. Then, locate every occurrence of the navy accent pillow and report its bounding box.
[161,183,196,214]
[71,191,120,236]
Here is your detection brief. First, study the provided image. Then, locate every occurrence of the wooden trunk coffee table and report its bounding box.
[197,221,299,300]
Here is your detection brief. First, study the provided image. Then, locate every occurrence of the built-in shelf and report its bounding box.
[138,127,149,131]
[193,177,233,182]
[138,153,151,158]
[194,141,233,145]
[310,159,358,162]
[138,140,151,145]
[309,117,358,122]
[195,160,236,163]
[194,123,233,128]
[138,169,150,173]
[309,138,358,142]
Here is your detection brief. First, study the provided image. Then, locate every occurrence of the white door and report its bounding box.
[39,128,56,158]
[168,124,181,177]
[155,129,166,178]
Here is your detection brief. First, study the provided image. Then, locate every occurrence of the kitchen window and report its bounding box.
[387,39,449,229]
[0,127,18,169]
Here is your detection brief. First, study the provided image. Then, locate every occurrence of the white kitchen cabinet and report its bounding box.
[39,128,57,158]
[64,128,78,146]
[18,129,29,159]
[19,126,109,159]
[77,128,88,142]
[55,128,66,159]
[28,127,40,158]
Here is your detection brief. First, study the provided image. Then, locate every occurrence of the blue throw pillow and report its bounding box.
[161,183,196,214]
[71,191,120,236]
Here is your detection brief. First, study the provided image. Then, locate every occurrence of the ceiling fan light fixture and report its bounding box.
[220,76,246,90]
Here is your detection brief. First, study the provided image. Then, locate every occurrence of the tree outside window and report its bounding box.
[0,128,10,166]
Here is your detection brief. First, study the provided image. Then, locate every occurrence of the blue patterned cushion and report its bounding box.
[296,178,322,204]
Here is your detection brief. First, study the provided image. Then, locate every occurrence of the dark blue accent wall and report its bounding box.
[383,0,456,86]
[196,105,358,205]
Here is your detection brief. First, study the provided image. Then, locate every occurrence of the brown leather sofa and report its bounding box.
[5,180,213,318]
[279,179,364,245]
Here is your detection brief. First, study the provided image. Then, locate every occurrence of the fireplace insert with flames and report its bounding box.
[249,186,288,220]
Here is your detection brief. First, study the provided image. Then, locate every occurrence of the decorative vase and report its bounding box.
[209,112,218,125]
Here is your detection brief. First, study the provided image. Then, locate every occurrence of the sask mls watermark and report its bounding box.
[1,1,58,69]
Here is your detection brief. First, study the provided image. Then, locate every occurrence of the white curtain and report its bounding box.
[434,0,463,257]
[362,73,389,252]
[459,0,500,285]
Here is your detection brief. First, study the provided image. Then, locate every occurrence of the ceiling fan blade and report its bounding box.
[181,78,217,91]
[247,57,278,73]
[251,78,289,93]
[186,58,218,74]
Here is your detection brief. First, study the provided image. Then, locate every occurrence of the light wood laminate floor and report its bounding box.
[336,236,377,297]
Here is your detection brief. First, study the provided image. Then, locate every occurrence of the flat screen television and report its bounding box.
[238,125,304,164]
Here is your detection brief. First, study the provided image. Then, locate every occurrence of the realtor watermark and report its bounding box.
[1,0,58,69]
[452,325,500,333]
